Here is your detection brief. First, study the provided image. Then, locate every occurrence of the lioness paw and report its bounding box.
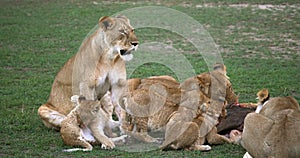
[191,145,212,151]
[201,145,212,151]
[101,141,115,149]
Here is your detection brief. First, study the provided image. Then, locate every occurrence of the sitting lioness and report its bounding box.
[241,96,300,158]
[38,15,139,130]
[61,92,127,152]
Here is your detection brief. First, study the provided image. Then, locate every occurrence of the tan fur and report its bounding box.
[38,16,138,130]
[161,94,232,151]
[242,96,300,158]
[120,76,181,143]
[256,89,269,104]
[190,100,232,151]
[160,90,210,150]
[119,64,237,147]
[255,88,270,113]
[60,92,127,152]
[238,89,269,109]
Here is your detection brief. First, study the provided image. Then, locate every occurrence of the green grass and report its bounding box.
[1,0,299,157]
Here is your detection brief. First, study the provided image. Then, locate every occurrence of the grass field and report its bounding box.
[0,0,299,157]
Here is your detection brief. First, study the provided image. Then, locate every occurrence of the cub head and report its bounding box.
[77,96,101,116]
[99,15,139,61]
[256,89,269,105]
[71,96,101,124]
[70,92,113,124]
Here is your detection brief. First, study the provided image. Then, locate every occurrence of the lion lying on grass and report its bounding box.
[60,92,127,152]
[119,63,237,150]
[160,65,234,150]
[241,95,300,158]
[38,16,138,130]
[159,82,211,150]
[119,75,181,143]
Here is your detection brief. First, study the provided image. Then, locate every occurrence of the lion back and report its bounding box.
[242,96,300,158]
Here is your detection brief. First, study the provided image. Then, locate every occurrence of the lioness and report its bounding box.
[38,16,139,130]
[160,88,211,150]
[190,102,233,151]
[61,92,127,152]
[160,68,233,151]
[242,96,300,158]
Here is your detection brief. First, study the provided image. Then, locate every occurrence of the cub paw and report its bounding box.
[111,135,128,143]
[71,95,80,103]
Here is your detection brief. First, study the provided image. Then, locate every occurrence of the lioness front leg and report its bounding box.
[79,81,96,100]
[111,82,126,121]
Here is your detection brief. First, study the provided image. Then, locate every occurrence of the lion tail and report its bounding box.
[62,148,92,152]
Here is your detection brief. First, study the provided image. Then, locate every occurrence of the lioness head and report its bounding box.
[99,15,139,61]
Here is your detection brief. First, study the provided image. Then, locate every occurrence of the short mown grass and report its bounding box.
[1,0,299,157]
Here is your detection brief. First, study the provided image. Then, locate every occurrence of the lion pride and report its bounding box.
[119,63,237,149]
[38,16,139,130]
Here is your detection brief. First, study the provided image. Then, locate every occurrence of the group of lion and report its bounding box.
[37,16,300,157]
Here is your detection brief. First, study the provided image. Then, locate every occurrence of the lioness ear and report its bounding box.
[99,16,115,31]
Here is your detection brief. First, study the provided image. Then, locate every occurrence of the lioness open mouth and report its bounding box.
[120,49,130,56]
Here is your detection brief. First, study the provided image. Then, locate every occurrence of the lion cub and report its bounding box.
[255,89,270,113]
[60,92,127,152]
